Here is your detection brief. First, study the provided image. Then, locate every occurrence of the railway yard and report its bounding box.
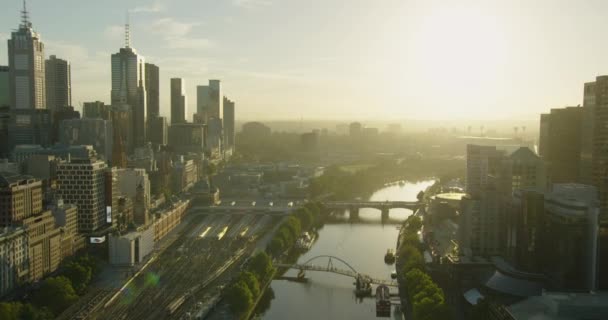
[90,212,279,320]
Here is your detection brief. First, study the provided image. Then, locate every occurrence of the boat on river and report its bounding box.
[295,232,315,251]
[384,248,396,264]
[375,285,391,317]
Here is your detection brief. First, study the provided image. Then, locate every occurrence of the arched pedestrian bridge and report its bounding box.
[274,255,397,287]
[323,201,421,218]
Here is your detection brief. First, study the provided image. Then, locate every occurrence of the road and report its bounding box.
[91,213,279,320]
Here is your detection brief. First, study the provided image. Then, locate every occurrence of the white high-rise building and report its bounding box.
[111,23,147,149]
[8,2,46,110]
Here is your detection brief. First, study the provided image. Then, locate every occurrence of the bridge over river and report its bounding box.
[324,200,421,218]
[274,255,398,288]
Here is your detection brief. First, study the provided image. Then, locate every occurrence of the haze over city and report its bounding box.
[4,1,608,320]
[2,0,607,121]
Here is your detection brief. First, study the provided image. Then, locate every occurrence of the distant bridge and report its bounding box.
[323,201,421,218]
[274,255,397,287]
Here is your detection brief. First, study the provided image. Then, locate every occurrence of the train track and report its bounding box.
[95,214,275,320]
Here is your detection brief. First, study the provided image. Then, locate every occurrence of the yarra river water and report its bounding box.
[257,180,436,320]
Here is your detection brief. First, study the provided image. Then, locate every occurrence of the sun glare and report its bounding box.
[388,6,509,119]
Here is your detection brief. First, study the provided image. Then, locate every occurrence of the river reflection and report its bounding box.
[258,180,435,320]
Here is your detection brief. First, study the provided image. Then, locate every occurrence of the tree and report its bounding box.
[226,282,254,315]
[406,216,423,232]
[19,304,53,320]
[400,245,424,274]
[63,261,92,294]
[31,276,78,315]
[267,237,285,256]
[284,216,301,239]
[0,302,20,320]
[248,252,275,282]
[238,271,261,297]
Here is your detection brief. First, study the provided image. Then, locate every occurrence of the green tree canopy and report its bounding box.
[248,252,275,282]
[226,282,254,315]
[238,271,261,297]
[31,276,78,316]
[63,261,92,294]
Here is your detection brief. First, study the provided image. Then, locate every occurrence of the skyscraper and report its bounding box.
[45,55,71,111]
[111,23,147,149]
[580,76,608,219]
[538,106,583,184]
[145,63,159,118]
[8,2,46,110]
[196,80,222,121]
[170,78,187,124]
[148,116,168,146]
[0,66,9,108]
[223,96,235,151]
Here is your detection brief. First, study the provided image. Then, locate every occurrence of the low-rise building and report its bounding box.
[108,227,154,266]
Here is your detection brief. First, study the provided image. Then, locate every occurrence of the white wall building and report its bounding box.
[109,227,154,266]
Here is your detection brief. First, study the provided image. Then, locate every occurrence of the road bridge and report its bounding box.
[323,201,421,219]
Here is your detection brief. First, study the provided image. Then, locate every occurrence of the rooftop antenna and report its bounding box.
[20,0,31,28]
[124,11,131,48]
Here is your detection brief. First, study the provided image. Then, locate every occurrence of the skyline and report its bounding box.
[2,0,608,121]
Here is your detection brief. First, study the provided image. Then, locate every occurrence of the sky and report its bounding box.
[1,0,608,122]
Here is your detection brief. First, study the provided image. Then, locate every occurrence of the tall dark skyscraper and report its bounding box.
[45,55,71,111]
[111,22,147,149]
[538,106,582,184]
[8,2,46,110]
[0,66,8,108]
[170,78,187,124]
[223,96,235,150]
[145,63,159,118]
[580,76,608,219]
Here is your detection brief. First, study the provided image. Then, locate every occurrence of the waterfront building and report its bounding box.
[196,80,222,122]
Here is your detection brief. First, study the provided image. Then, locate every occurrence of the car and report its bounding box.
[269,202,273,206]
[252,201,256,206]
[288,202,294,207]
[231,201,236,206]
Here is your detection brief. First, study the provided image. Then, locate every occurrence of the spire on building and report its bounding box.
[124,12,131,48]
[20,0,31,29]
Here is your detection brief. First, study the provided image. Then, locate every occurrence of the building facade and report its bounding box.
[83,101,111,120]
[0,66,9,108]
[111,47,147,149]
[170,78,187,124]
[223,96,235,151]
[0,173,43,227]
[538,106,582,184]
[148,115,168,147]
[144,63,159,118]
[196,80,222,122]
[0,227,28,297]
[59,118,113,163]
[56,157,107,233]
[45,55,71,111]
[8,6,46,110]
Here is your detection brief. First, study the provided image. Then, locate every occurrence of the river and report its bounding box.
[257,180,436,320]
